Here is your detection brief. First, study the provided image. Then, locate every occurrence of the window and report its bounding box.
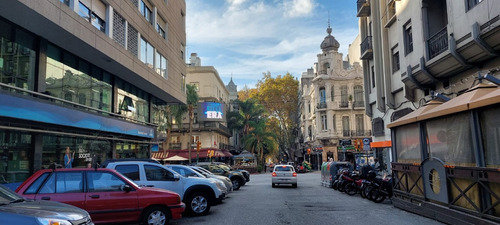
[355,114,364,136]
[340,85,348,108]
[25,172,50,194]
[308,125,312,139]
[342,116,350,137]
[60,0,70,6]
[181,44,186,60]
[371,66,375,88]
[56,172,84,193]
[155,52,168,78]
[480,107,500,167]
[140,37,154,69]
[332,115,336,133]
[321,113,328,131]
[115,165,140,181]
[78,1,106,32]
[144,165,174,181]
[87,171,127,192]
[140,0,153,24]
[156,15,167,39]
[466,0,483,11]
[330,86,334,101]
[391,46,400,73]
[39,173,56,194]
[404,21,413,55]
[354,85,364,107]
[170,167,198,177]
[308,103,311,113]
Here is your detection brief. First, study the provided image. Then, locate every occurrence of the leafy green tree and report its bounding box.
[227,98,266,137]
[253,72,299,162]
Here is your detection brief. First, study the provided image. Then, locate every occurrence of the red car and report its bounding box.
[16,168,185,225]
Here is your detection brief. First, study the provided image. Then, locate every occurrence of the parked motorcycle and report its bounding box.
[367,174,393,203]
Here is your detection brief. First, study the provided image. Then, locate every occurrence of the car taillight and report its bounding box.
[293,172,297,177]
[176,195,181,204]
[272,172,277,177]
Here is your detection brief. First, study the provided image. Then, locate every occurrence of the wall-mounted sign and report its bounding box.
[199,102,226,122]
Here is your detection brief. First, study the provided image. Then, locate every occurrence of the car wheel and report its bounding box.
[272,183,276,188]
[185,192,211,216]
[232,178,242,190]
[292,184,297,188]
[142,206,169,225]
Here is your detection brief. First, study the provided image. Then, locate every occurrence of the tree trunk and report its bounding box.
[188,105,193,164]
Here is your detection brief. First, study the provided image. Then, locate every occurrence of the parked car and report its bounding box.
[198,163,246,190]
[105,161,224,216]
[210,162,250,182]
[164,164,228,198]
[272,165,297,188]
[1,183,94,225]
[15,168,185,224]
[190,166,233,193]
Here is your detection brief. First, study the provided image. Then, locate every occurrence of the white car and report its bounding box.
[272,165,297,188]
[165,164,229,196]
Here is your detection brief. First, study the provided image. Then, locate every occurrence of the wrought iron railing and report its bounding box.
[360,36,373,59]
[428,27,448,59]
[317,102,327,109]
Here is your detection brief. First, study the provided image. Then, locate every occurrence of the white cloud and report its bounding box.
[284,0,315,18]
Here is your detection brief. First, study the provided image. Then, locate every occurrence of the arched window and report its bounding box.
[78,93,86,105]
[64,92,73,102]
[319,87,326,108]
[354,85,364,107]
[308,125,312,139]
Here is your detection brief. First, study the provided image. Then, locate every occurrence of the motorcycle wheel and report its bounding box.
[369,189,386,203]
[338,181,346,192]
[360,185,367,198]
[332,180,339,190]
[345,183,357,196]
[364,186,374,200]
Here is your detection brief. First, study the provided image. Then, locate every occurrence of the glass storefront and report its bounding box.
[45,43,112,112]
[480,106,500,168]
[115,142,149,159]
[0,18,36,91]
[395,123,421,163]
[0,130,32,184]
[41,135,112,169]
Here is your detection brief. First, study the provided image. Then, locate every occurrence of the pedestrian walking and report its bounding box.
[64,147,75,168]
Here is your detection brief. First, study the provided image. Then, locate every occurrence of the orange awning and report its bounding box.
[370,140,392,148]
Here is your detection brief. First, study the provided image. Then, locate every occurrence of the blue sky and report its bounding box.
[186,0,359,89]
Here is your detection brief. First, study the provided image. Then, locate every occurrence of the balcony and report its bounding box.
[428,27,448,59]
[360,36,373,60]
[357,0,371,17]
[353,101,365,108]
[317,102,327,109]
[339,101,349,108]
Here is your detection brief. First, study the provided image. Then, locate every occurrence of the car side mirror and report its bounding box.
[173,174,181,181]
[121,184,132,192]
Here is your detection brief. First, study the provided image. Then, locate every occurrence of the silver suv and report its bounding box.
[105,161,224,216]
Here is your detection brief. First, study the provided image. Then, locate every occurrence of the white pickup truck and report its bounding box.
[104,161,225,216]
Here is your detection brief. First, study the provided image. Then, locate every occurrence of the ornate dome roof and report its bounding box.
[320,25,340,52]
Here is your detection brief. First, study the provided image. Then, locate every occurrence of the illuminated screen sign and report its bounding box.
[199,102,226,122]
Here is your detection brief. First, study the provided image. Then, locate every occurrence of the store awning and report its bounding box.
[370,140,392,148]
[418,84,498,121]
[152,149,232,160]
[468,86,500,109]
[387,100,442,128]
[151,151,169,160]
[164,155,188,161]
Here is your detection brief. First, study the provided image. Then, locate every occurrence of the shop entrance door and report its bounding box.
[422,157,448,203]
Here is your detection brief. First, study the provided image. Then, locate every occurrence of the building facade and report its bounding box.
[299,25,371,169]
[226,76,240,153]
[0,0,186,184]
[358,0,500,223]
[157,53,232,163]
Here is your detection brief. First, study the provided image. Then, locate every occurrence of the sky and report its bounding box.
[185,0,359,89]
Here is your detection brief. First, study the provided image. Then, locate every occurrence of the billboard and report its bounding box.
[198,102,226,122]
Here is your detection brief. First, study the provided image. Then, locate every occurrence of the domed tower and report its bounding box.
[320,23,340,53]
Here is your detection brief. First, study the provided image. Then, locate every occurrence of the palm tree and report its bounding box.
[186,84,199,164]
[243,118,277,164]
[157,104,185,156]
[227,98,267,152]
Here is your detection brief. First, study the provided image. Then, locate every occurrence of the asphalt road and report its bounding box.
[169,171,444,225]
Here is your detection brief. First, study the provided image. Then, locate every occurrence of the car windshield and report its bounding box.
[218,165,231,171]
[0,184,23,205]
[197,167,214,175]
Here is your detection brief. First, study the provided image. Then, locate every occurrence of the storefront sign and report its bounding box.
[198,102,226,122]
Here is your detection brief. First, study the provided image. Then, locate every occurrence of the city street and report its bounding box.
[170,171,444,225]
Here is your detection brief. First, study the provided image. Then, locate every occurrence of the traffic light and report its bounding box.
[196,141,201,151]
[307,148,311,155]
